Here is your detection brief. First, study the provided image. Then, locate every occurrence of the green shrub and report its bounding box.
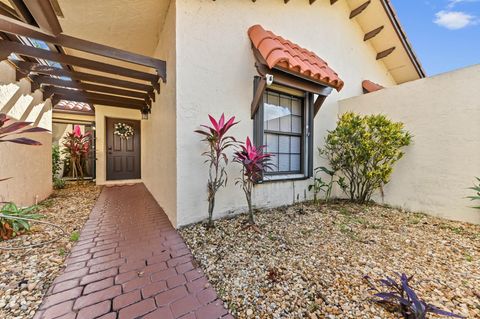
[467,177,480,209]
[52,145,61,179]
[321,112,411,203]
[53,177,66,190]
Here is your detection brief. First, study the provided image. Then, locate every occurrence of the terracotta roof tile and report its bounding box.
[248,24,344,91]
[362,80,384,93]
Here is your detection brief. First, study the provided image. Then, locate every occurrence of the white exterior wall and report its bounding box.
[0,61,52,206]
[143,0,178,224]
[174,0,396,226]
[339,65,480,224]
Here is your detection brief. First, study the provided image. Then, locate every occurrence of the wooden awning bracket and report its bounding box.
[251,76,266,119]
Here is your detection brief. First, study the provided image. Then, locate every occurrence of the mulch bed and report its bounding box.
[0,181,101,319]
[180,201,480,319]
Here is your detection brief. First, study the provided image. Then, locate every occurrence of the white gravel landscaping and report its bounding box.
[180,201,480,319]
[0,182,101,319]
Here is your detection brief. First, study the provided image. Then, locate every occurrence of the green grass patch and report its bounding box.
[70,231,80,242]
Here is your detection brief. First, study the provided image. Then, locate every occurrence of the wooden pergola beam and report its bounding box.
[30,75,151,101]
[51,93,143,111]
[0,40,160,89]
[8,0,35,25]
[0,15,166,81]
[44,86,147,109]
[330,0,338,4]
[11,60,155,96]
[364,26,384,41]
[350,0,371,19]
[251,77,266,118]
[376,46,396,60]
[22,0,62,35]
[0,3,20,20]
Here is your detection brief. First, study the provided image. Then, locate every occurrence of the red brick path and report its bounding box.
[35,184,232,319]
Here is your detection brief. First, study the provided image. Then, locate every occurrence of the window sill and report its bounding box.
[260,174,309,183]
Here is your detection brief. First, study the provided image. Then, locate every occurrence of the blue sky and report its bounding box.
[391,0,480,76]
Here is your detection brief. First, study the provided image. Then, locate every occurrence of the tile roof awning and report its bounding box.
[248,24,344,92]
[362,80,384,93]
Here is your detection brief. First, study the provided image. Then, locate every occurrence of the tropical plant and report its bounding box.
[365,273,464,319]
[234,137,273,225]
[308,166,347,203]
[52,144,61,179]
[53,177,66,190]
[1,113,49,182]
[0,203,43,240]
[467,177,480,209]
[321,112,411,203]
[62,125,92,180]
[195,114,238,227]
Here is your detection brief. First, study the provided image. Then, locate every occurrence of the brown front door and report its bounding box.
[106,118,141,181]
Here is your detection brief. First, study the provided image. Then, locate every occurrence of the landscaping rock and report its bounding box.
[181,201,480,318]
[0,182,101,319]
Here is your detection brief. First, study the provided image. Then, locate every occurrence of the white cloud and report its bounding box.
[447,0,480,9]
[434,10,478,29]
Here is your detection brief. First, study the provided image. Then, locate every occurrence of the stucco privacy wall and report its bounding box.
[142,0,177,224]
[339,65,480,224]
[175,0,396,226]
[94,105,143,185]
[0,61,52,206]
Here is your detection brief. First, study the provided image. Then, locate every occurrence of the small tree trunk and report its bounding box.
[246,191,254,224]
[207,195,215,228]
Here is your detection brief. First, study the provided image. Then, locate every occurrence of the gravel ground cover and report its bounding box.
[0,181,101,319]
[180,201,480,319]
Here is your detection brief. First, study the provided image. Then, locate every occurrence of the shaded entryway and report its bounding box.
[35,184,231,319]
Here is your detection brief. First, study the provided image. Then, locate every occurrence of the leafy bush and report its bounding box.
[308,166,347,203]
[195,114,238,227]
[52,144,61,179]
[234,137,273,225]
[365,273,463,318]
[53,177,66,190]
[321,112,411,203]
[62,125,92,179]
[0,203,43,240]
[467,177,480,209]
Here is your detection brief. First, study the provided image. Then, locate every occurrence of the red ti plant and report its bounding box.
[62,125,92,180]
[234,137,273,225]
[195,114,238,227]
[0,113,49,182]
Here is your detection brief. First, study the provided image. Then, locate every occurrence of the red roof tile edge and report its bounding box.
[362,80,384,93]
[248,24,344,91]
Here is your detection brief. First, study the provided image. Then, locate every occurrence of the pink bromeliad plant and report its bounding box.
[195,114,238,227]
[234,137,273,225]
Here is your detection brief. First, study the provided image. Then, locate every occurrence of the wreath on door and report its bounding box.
[114,122,134,139]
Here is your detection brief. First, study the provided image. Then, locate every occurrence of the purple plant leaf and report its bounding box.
[0,137,42,145]
[19,127,50,133]
[428,305,465,318]
[0,121,32,135]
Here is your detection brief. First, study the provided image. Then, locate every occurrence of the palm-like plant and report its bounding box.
[62,125,92,180]
[234,137,273,225]
[195,114,238,227]
[467,177,480,210]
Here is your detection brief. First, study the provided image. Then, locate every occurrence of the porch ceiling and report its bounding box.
[56,0,170,57]
[0,0,168,115]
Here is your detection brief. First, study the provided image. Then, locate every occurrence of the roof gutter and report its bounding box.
[380,0,426,78]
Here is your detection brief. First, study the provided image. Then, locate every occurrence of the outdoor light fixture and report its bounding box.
[266,74,274,86]
[141,108,150,120]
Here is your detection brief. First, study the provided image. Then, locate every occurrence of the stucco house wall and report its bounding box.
[0,61,52,206]
[339,64,480,224]
[142,0,178,224]
[174,0,397,226]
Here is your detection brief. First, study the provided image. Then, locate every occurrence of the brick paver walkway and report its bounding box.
[35,183,231,319]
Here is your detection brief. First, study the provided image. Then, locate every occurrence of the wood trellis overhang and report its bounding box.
[0,4,166,115]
